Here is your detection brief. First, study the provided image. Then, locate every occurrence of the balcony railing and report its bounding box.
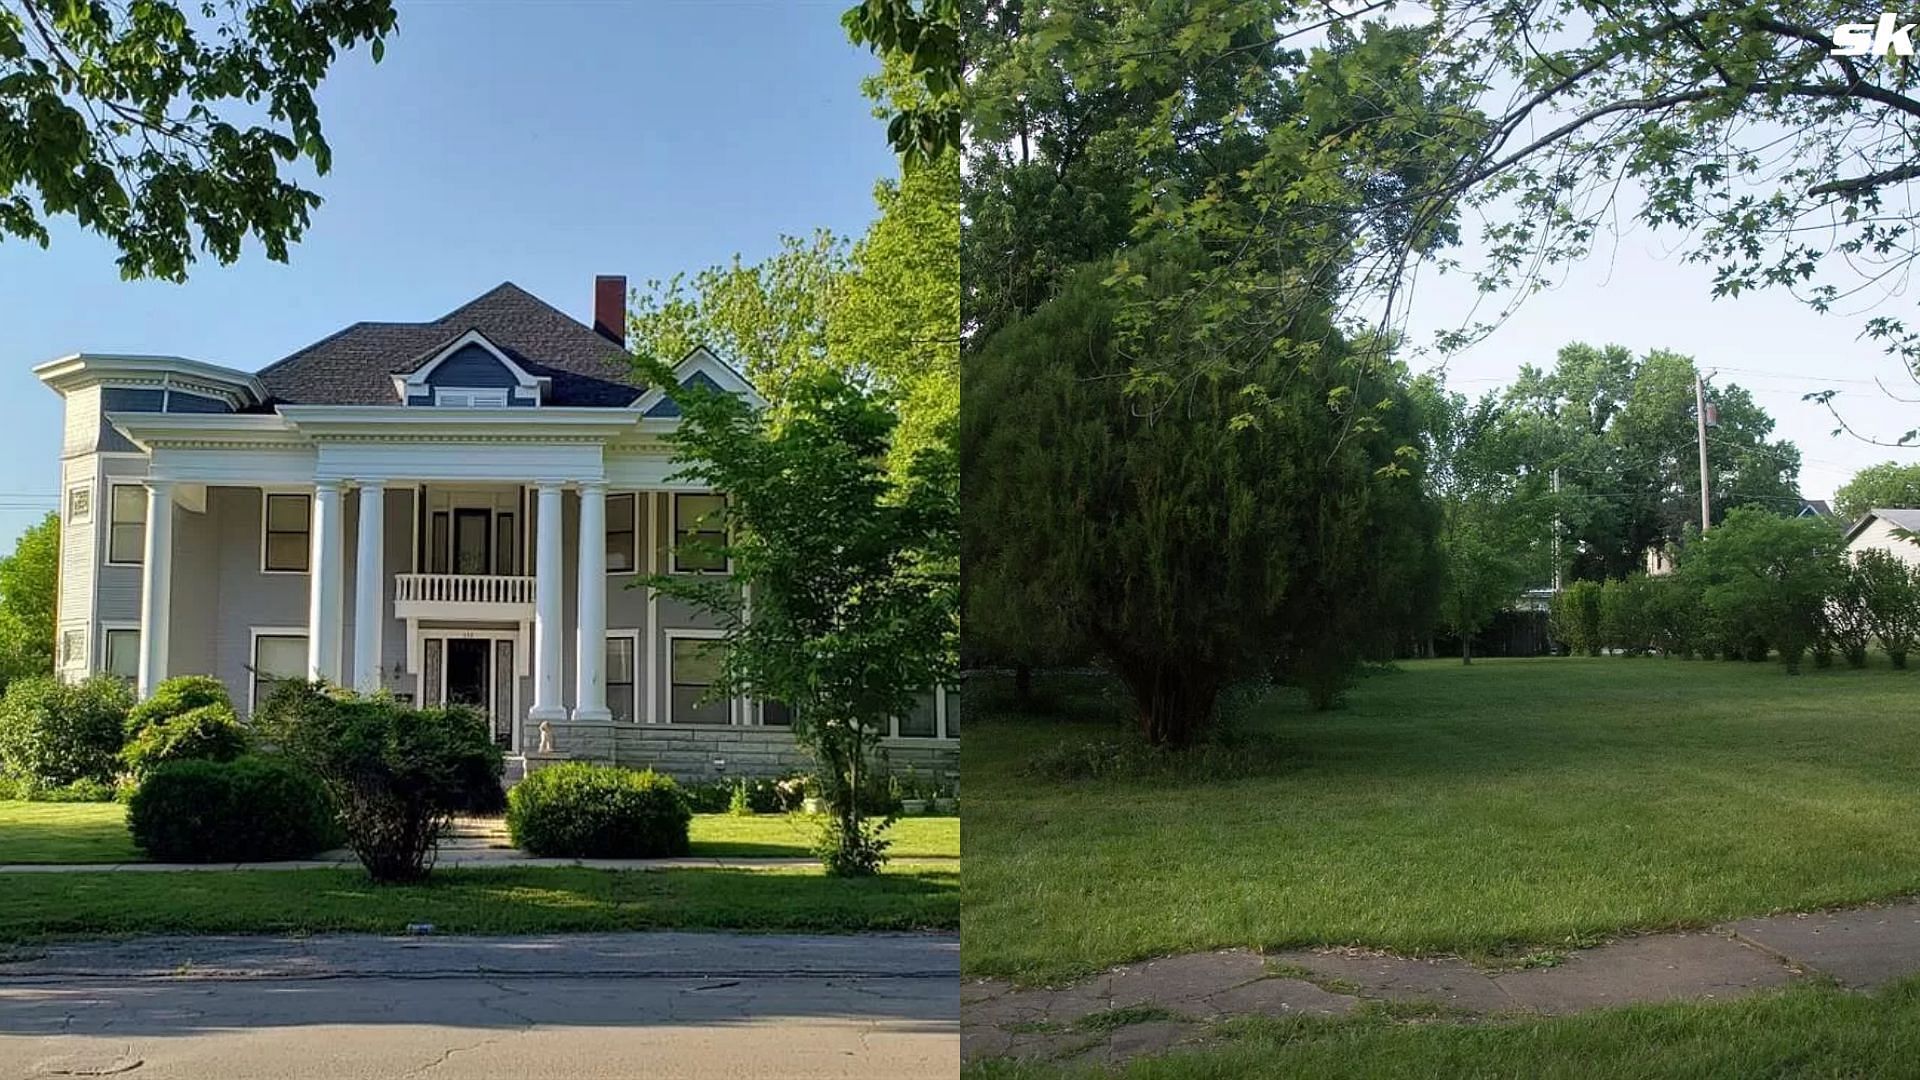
[394,573,536,619]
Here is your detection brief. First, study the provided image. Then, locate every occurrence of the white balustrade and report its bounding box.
[393,573,537,616]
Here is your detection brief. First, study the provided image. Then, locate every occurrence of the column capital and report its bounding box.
[576,479,608,492]
[142,477,176,494]
[314,478,346,494]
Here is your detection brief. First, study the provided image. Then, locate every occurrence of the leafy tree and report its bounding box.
[1,0,395,280]
[1857,549,1920,669]
[0,512,57,690]
[965,243,1434,744]
[1834,463,1920,522]
[841,0,959,165]
[629,154,958,476]
[1598,575,1660,656]
[1827,561,1875,669]
[637,364,955,876]
[1549,579,1603,657]
[1421,386,1552,662]
[1677,509,1846,674]
[1506,345,1800,579]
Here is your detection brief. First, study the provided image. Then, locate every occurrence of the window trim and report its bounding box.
[664,629,734,727]
[105,483,147,567]
[670,491,730,575]
[606,492,638,575]
[248,627,309,716]
[100,623,139,683]
[259,490,313,574]
[606,629,640,723]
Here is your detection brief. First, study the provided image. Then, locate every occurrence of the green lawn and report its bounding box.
[0,865,957,939]
[964,657,1920,983]
[965,976,1920,1079]
[0,801,138,863]
[0,802,958,864]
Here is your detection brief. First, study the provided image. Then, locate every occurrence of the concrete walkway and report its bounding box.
[0,932,959,1079]
[963,897,1920,1068]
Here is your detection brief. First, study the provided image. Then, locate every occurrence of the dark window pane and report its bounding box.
[496,513,517,575]
[761,700,793,727]
[430,512,450,574]
[899,694,937,738]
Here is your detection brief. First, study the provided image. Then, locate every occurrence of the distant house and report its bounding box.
[1844,508,1920,566]
[1797,499,1834,519]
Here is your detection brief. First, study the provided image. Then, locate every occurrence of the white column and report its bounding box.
[308,480,346,683]
[573,482,610,721]
[529,483,567,720]
[136,479,174,698]
[351,482,385,693]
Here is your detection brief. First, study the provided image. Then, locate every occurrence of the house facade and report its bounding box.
[38,279,958,781]
[1844,508,1920,568]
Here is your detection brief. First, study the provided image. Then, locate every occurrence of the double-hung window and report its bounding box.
[668,636,729,724]
[672,492,728,573]
[606,493,637,573]
[107,485,146,565]
[263,493,312,572]
[251,633,309,713]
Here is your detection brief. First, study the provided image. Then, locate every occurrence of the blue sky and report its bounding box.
[0,0,893,545]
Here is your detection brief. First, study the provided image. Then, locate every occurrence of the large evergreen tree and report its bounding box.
[964,243,1434,744]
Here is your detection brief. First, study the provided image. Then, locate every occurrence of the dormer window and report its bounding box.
[434,388,510,407]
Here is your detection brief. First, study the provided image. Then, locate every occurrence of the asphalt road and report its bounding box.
[0,932,958,1079]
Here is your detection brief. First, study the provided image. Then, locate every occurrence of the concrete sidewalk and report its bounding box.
[0,932,960,1079]
[964,897,1920,1068]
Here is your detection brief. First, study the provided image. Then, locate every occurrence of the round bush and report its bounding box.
[0,675,132,790]
[127,756,341,862]
[119,702,249,780]
[125,675,232,736]
[506,762,691,858]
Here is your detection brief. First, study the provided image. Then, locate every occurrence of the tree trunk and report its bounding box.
[1014,662,1033,708]
[1116,661,1219,749]
[1461,635,1472,665]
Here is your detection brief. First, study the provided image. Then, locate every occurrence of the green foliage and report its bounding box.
[680,774,806,816]
[628,151,957,479]
[967,245,1436,740]
[1505,345,1800,579]
[1856,550,1920,669]
[0,775,115,803]
[840,0,959,165]
[1835,463,1920,522]
[126,756,339,863]
[635,363,954,877]
[1828,561,1876,669]
[1420,384,1553,661]
[727,779,753,817]
[125,674,231,736]
[0,674,131,790]
[505,763,692,859]
[1677,510,1846,674]
[118,703,249,782]
[0,0,395,281]
[0,512,57,690]
[1549,580,1604,657]
[255,682,503,882]
[1596,575,1662,656]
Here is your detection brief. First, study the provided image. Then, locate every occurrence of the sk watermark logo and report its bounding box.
[1832,13,1919,56]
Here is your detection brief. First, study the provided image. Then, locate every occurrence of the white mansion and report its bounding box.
[37,278,958,780]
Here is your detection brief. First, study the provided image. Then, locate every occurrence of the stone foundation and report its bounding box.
[525,720,958,785]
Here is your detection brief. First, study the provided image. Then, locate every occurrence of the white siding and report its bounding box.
[1848,518,1920,567]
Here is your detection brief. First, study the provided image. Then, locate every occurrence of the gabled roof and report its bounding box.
[1797,499,1833,518]
[255,283,642,408]
[1844,507,1920,543]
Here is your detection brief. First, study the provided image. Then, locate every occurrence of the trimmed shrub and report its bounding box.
[127,756,340,862]
[506,762,691,858]
[119,702,249,781]
[0,675,132,790]
[125,675,232,737]
[256,681,503,882]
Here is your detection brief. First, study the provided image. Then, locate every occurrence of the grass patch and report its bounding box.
[963,658,1920,983]
[0,801,134,863]
[963,976,1920,1078]
[0,803,957,864]
[1078,1005,1180,1033]
[690,813,959,858]
[0,866,957,939]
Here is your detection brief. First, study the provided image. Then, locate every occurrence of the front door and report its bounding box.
[446,637,490,712]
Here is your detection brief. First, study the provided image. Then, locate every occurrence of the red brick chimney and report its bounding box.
[593,275,626,346]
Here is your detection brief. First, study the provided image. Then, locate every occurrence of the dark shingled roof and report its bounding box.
[254,282,644,408]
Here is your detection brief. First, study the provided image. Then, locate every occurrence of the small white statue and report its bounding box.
[537,719,553,754]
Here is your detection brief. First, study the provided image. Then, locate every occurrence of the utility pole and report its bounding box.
[1695,372,1712,533]
[1552,466,1562,592]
